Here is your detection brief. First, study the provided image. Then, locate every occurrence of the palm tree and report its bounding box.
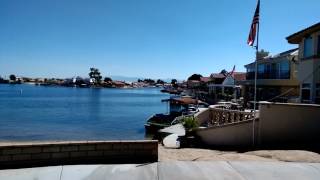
[9,74,16,81]
[89,68,102,85]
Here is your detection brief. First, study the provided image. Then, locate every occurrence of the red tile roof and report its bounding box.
[233,72,246,81]
[200,77,211,83]
[210,73,226,79]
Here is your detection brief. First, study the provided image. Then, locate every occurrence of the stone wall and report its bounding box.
[0,140,158,169]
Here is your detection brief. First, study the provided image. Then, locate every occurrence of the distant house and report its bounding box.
[113,81,126,88]
[187,77,210,89]
[187,80,201,89]
[200,77,211,84]
[240,48,300,103]
[208,72,246,102]
[286,22,320,104]
[209,73,226,84]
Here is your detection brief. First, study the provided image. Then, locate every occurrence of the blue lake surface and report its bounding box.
[0,84,169,141]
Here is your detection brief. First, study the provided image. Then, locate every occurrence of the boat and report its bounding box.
[160,87,183,95]
[144,96,208,133]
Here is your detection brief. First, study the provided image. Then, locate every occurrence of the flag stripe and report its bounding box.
[247,0,260,46]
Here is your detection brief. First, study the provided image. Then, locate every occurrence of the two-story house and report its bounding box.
[240,48,300,102]
[286,22,320,104]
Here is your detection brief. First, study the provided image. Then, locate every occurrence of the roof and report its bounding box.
[210,73,226,79]
[162,97,204,105]
[233,72,246,81]
[286,22,320,44]
[244,48,299,67]
[173,97,199,105]
[200,77,211,83]
[277,48,299,57]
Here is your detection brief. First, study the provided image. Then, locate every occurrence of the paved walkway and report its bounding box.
[1,161,320,180]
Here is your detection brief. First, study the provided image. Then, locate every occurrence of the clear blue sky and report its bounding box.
[0,0,319,80]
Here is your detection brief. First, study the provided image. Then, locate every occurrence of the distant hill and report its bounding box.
[110,75,143,82]
[110,75,180,83]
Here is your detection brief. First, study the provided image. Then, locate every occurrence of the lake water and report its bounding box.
[0,84,169,141]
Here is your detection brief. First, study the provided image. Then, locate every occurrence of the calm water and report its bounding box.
[0,84,169,141]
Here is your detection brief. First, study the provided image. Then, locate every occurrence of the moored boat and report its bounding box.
[145,96,208,133]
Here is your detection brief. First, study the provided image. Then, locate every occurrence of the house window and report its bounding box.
[270,63,278,79]
[279,61,290,79]
[246,66,255,80]
[304,36,313,58]
[301,83,311,103]
[265,64,271,79]
[258,64,265,79]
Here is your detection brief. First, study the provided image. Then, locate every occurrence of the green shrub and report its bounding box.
[182,116,199,130]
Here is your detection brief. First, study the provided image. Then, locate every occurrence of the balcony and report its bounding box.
[246,71,290,80]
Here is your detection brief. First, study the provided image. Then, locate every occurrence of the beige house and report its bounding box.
[287,22,320,104]
[240,49,300,102]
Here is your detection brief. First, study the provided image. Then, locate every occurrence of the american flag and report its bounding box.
[247,0,260,46]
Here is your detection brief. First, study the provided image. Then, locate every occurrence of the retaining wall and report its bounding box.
[259,102,320,149]
[0,140,158,169]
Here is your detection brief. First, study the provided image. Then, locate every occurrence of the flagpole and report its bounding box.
[253,12,260,148]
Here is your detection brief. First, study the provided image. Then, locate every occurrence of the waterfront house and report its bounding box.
[187,80,201,89]
[113,81,126,88]
[209,73,226,84]
[286,22,320,104]
[240,48,300,103]
[186,76,210,100]
[208,72,246,103]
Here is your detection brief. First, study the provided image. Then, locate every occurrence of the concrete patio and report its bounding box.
[1,161,320,180]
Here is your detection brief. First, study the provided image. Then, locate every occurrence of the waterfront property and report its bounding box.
[186,71,246,104]
[287,22,320,104]
[240,48,300,103]
[208,72,246,103]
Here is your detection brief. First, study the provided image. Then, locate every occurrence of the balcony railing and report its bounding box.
[246,71,290,80]
[206,108,256,127]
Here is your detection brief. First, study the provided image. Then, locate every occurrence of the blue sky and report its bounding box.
[0,0,319,80]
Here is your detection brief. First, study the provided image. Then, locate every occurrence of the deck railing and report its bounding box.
[207,108,255,127]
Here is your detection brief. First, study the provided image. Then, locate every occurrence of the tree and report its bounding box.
[171,79,178,88]
[171,79,177,85]
[257,49,269,60]
[156,79,164,84]
[89,68,102,84]
[9,74,16,81]
[143,78,155,84]
[187,74,203,81]
[104,77,112,82]
[220,69,228,76]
